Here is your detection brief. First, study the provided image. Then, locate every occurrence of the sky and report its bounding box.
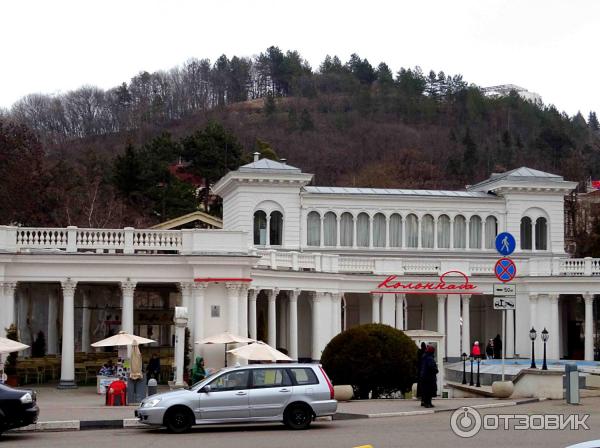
[1,0,598,118]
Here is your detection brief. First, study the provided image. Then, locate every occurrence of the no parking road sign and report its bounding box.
[495,258,516,283]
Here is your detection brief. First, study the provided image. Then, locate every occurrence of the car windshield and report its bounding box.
[190,369,224,390]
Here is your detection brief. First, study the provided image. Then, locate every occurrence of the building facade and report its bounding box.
[1,156,599,388]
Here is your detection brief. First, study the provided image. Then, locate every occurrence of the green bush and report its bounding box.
[321,323,417,399]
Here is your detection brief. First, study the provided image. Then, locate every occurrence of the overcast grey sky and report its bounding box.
[1,0,598,117]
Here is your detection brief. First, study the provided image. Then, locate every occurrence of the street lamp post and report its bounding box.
[469,354,474,386]
[461,352,468,385]
[529,327,537,369]
[541,327,549,370]
[476,355,481,387]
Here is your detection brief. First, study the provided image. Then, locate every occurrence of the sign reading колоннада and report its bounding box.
[373,270,482,295]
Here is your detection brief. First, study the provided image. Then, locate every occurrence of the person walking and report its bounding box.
[191,356,206,384]
[493,334,503,359]
[416,342,426,401]
[420,345,438,408]
[471,340,481,358]
[485,339,494,359]
[146,353,161,382]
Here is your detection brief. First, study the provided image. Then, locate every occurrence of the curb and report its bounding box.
[12,398,542,432]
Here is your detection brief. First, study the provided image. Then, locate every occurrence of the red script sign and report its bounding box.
[373,270,481,295]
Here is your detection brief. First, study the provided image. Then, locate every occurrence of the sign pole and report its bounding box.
[502,309,506,381]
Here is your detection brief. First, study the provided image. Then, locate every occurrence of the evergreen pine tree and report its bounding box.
[589,111,600,131]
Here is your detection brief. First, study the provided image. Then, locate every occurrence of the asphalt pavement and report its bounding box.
[4,399,600,448]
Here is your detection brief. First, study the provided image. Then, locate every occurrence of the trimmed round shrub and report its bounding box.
[321,323,417,399]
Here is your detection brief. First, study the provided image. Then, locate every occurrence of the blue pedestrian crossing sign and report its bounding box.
[495,232,516,256]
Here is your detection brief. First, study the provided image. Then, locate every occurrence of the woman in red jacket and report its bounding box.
[471,340,481,357]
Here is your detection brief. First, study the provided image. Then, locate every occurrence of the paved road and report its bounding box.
[4,400,600,448]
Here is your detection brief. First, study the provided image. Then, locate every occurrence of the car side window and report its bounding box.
[251,368,292,388]
[288,368,319,385]
[208,370,249,392]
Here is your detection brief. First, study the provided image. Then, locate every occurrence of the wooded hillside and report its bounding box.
[1,46,599,229]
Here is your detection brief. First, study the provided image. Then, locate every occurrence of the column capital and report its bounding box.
[331,292,342,302]
[461,294,471,301]
[248,289,258,301]
[120,279,136,294]
[548,293,560,303]
[529,293,538,303]
[1,281,18,294]
[289,289,301,301]
[178,281,194,293]
[61,278,77,295]
[225,282,242,292]
[192,282,208,291]
[437,294,448,301]
[584,292,594,303]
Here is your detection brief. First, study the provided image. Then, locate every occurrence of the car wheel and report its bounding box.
[165,407,193,433]
[284,404,312,430]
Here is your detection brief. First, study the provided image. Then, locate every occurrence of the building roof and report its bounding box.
[150,211,223,230]
[238,158,302,173]
[303,186,494,198]
[467,166,571,192]
[487,166,563,181]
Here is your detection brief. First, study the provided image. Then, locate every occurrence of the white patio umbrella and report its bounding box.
[91,331,156,347]
[227,341,292,362]
[196,331,255,366]
[0,337,29,355]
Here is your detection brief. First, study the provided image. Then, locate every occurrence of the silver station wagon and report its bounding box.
[135,363,338,433]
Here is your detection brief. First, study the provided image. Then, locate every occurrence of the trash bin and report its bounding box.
[148,378,158,396]
[565,363,579,404]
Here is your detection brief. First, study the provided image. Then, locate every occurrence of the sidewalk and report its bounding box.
[17,384,539,432]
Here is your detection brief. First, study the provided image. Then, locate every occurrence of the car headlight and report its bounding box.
[20,392,33,404]
[142,398,161,408]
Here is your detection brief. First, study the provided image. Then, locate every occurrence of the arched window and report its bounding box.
[421,214,434,248]
[469,215,482,249]
[357,213,370,247]
[253,210,267,245]
[323,212,337,246]
[453,215,466,248]
[535,217,548,250]
[520,217,532,250]
[269,211,283,246]
[406,214,418,248]
[340,212,354,247]
[485,216,498,249]
[437,215,451,248]
[389,214,402,247]
[307,211,320,246]
[373,213,386,247]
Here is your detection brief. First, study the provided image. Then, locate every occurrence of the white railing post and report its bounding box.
[66,226,77,253]
[292,251,299,271]
[270,250,277,270]
[180,229,193,254]
[124,227,134,254]
[585,257,593,276]
[552,257,561,275]
[0,226,17,253]
[314,253,322,272]
[330,254,339,273]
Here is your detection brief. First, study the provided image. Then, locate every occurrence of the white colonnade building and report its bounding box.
[1,156,599,388]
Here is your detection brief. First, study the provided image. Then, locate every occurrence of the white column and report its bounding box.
[238,285,249,338]
[371,294,381,323]
[461,294,471,355]
[433,217,438,249]
[437,294,446,336]
[352,216,357,249]
[336,216,341,247]
[381,294,395,326]
[395,294,405,330]
[1,282,17,338]
[331,293,342,337]
[549,294,560,360]
[447,295,461,357]
[417,216,422,249]
[58,278,77,389]
[311,292,323,361]
[465,218,470,249]
[81,289,91,353]
[193,283,207,358]
[268,289,278,347]
[226,283,240,334]
[289,289,299,361]
[248,289,258,340]
[120,280,136,334]
[584,293,594,361]
[449,218,455,249]
[47,286,58,355]
[319,216,324,248]
[265,213,271,247]
[368,216,374,249]
[174,307,188,387]
[385,216,390,248]
[506,309,515,358]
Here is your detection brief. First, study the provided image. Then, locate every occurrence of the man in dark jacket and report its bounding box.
[420,345,438,408]
[493,334,503,359]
